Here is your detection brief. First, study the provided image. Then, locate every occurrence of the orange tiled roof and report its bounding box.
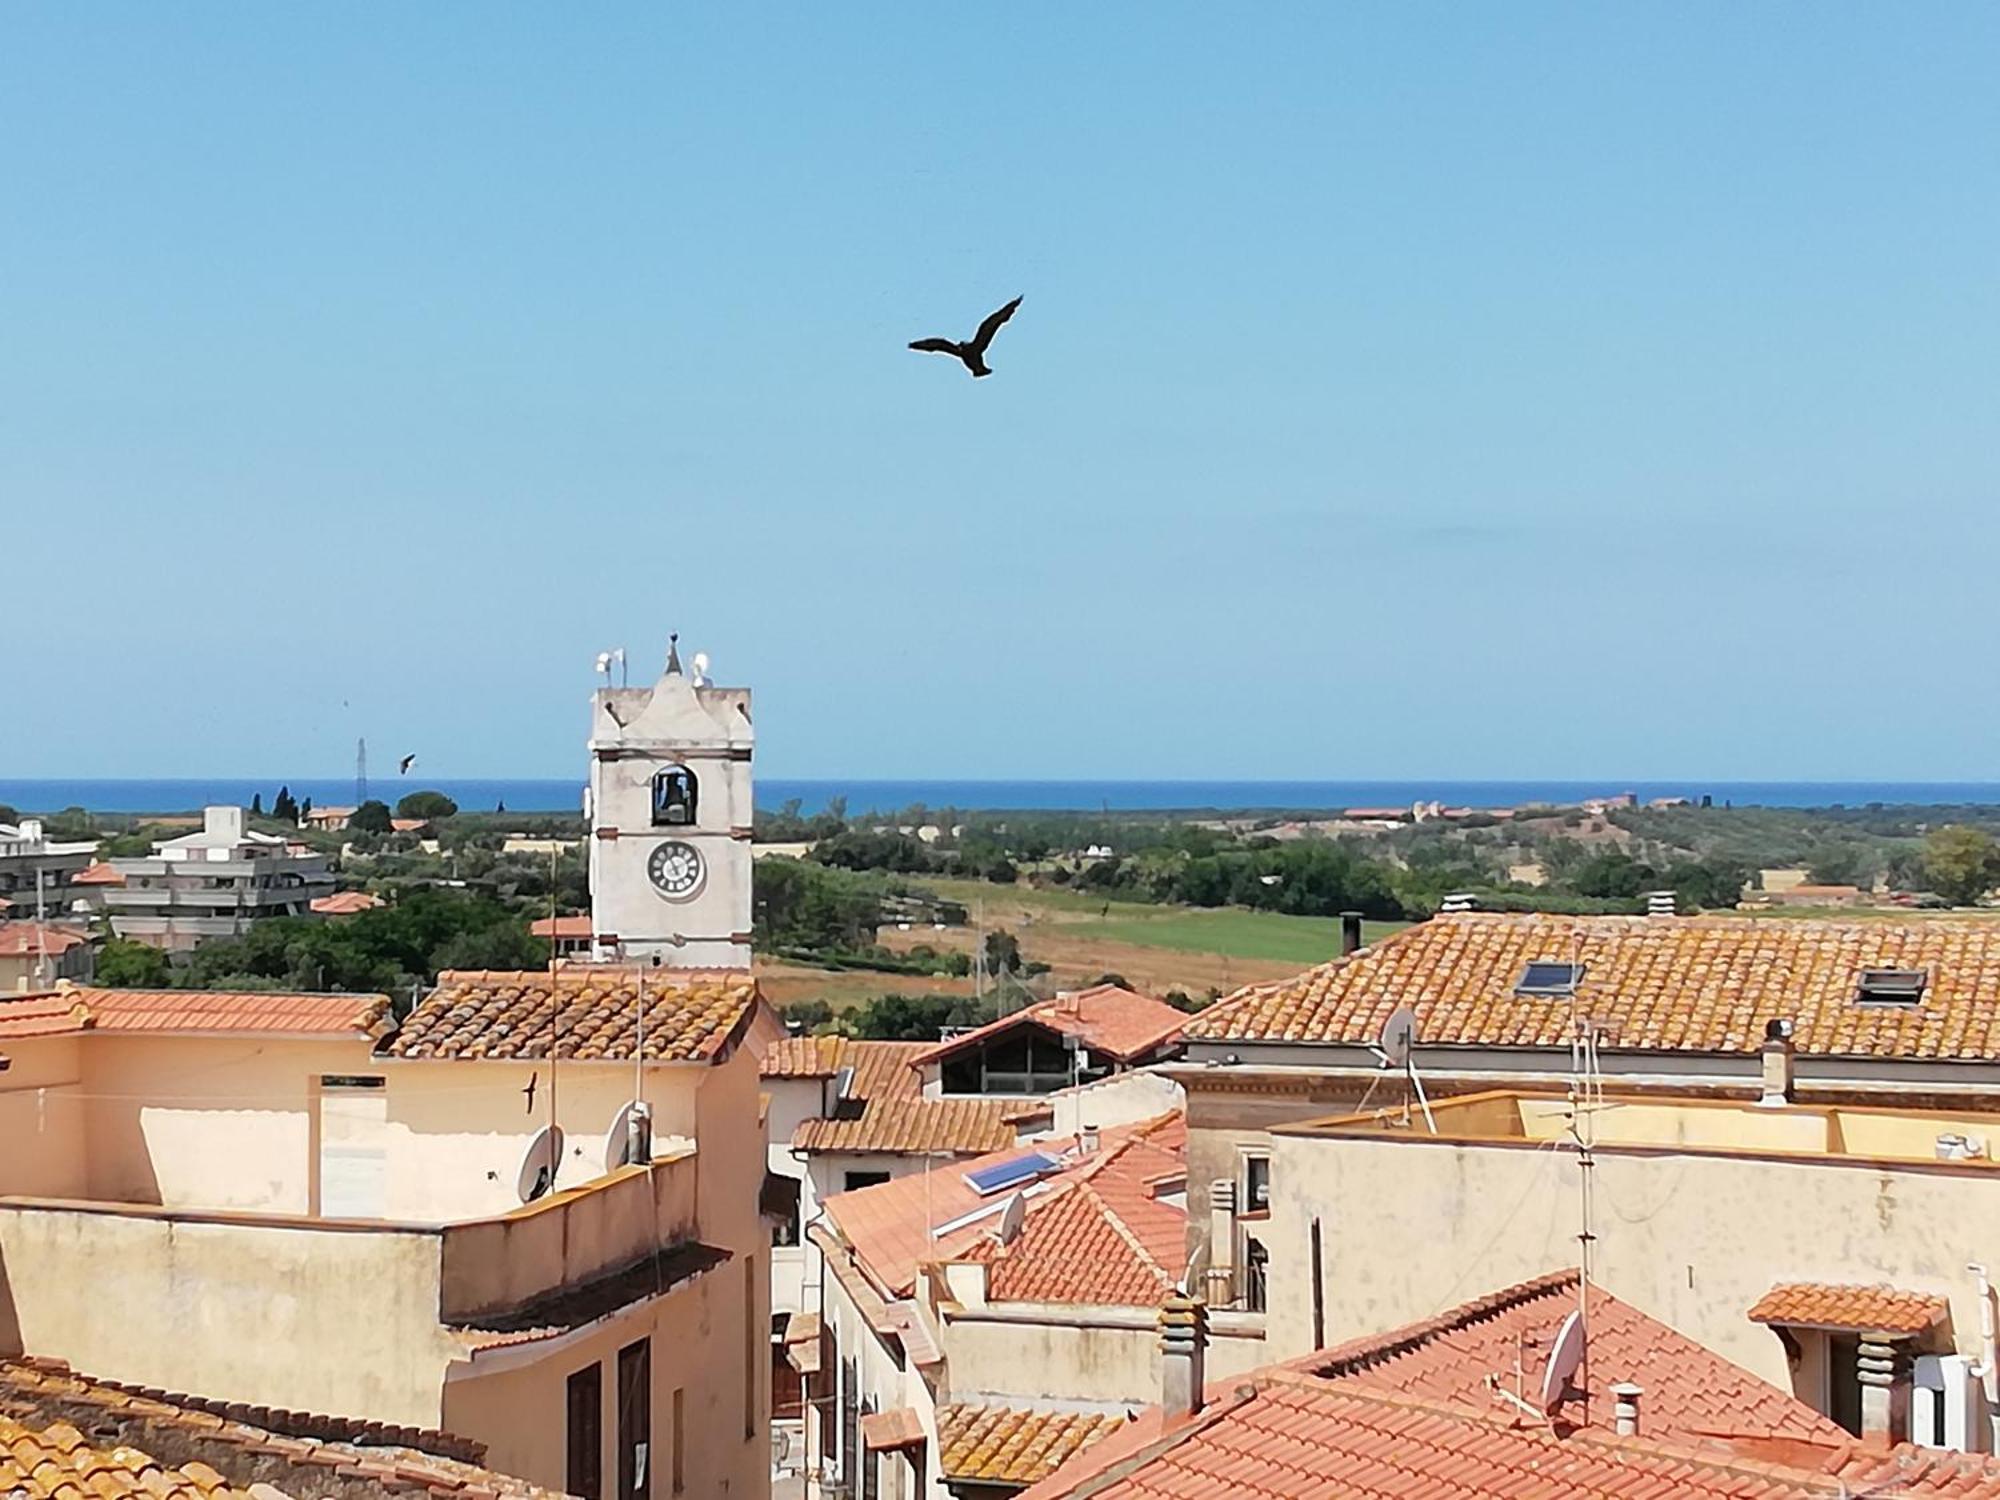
[937,1404,1125,1485]
[1189,911,2000,1059]
[528,914,593,939]
[68,861,124,886]
[0,923,92,958]
[1304,1271,1845,1445]
[824,1112,1185,1300]
[1748,1282,1949,1336]
[0,987,389,1040]
[859,1406,927,1452]
[381,966,757,1062]
[963,1165,1185,1306]
[1017,1377,2000,1500]
[0,1359,554,1497]
[915,985,1189,1067]
[309,890,383,915]
[771,1036,1017,1155]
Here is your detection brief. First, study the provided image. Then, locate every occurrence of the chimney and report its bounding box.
[1205,1181,1237,1306]
[1439,893,1476,914]
[1340,911,1364,956]
[1158,1296,1209,1420]
[1646,889,1677,918]
[1858,1338,1908,1443]
[1611,1382,1642,1436]
[1080,1124,1101,1155]
[1758,1018,1795,1108]
[205,805,245,842]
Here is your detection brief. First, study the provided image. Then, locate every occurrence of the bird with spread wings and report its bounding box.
[909,296,1022,378]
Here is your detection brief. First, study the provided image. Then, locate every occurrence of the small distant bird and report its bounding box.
[909,296,1022,378]
[399,753,417,775]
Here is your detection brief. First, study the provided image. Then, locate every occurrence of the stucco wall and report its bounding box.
[0,1037,87,1200]
[0,1203,460,1423]
[444,1253,767,1498]
[1265,1125,2000,1388]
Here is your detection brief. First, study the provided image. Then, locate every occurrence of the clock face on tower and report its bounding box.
[647,840,705,900]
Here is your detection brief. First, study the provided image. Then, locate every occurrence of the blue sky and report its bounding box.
[6,6,1997,780]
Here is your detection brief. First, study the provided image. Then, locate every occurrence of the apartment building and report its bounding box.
[0,964,773,1498]
[95,805,334,950]
[0,818,99,922]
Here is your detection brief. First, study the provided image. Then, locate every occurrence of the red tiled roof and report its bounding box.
[0,923,93,958]
[309,889,383,915]
[381,966,757,1062]
[68,862,124,886]
[915,985,1189,1067]
[529,914,593,939]
[1189,911,2000,1060]
[0,1359,553,1496]
[1748,1282,1949,1336]
[1019,1377,2000,1500]
[0,987,389,1040]
[937,1405,1125,1485]
[824,1112,1185,1300]
[1304,1271,1845,1445]
[771,1036,1017,1155]
[860,1407,927,1452]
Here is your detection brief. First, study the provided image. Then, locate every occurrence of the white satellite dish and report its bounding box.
[1376,1006,1417,1070]
[605,1101,651,1170]
[996,1192,1028,1246]
[1539,1309,1587,1411]
[516,1125,565,1204]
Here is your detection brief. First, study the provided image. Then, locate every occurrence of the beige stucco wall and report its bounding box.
[942,1309,1268,1408]
[445,1252,767,1498]
[0,1202,460,1422]
[0,1037,88,1200]
[1265,1123,2000,1391]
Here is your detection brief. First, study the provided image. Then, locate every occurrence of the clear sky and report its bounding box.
[7,6,1998,781]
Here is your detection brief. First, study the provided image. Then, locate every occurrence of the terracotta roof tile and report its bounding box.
[964,1176,1183,1306]
[309,891,383,915]
[859,1407,927,1452]
[1304,1271,1846,1444]
[68,863,125,887]
[0,1360,553,1496]
[0,988,388,1040]
[1018,1379,2000,1500]
[1189,911,2000,1060]
[1748,1282,1949,1336]
[527,915,592,939]
[769,1036,1016,1155]
[826,1112,1185,1300]
[381,966,757,1062]
[937,1405,1124,1484]
[0,924,93,958]
[915,985,1189,1067]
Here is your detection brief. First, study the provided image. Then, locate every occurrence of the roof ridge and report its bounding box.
[1301,1269,1580,1377]
[1074,1180,1178,1291]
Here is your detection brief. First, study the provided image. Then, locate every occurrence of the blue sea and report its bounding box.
[6,777,2000,816]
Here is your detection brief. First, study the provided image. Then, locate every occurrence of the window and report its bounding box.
[1516,961,1586,996]
[1829,1335,1862,1436]
[764,1173,802,1247]
[1242,1154,1271,1212]
[744,1254,758,1441]
[844,1170,891,1193]
[567,1363,603,1500]
[839,1356,859,1487]
[651,767,698,827]
[670,1388,685,1495]
[1856,967,1926,1007]
[859,1399,878,1500]
[617,1339,650,1500]
[1244,1237,1269,1313]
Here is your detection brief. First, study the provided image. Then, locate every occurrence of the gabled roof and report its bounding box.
[1302,1271,1845,1445]
[310,890,383,915]
[68,861,125,886]
[0,1359,555,1497]
[775,1036,1016,1155]
[937,1404,1126,1486]
[528,913,593,939]
[915,985,1189,1068]
[961,1166,1185,1305]
[1748,1282,1949,1337]
[0,987,390,1041]
[822,1112,1185,1300]
[1188,911,2000,1060]
[380,966,757,1063]
[0,923,93,958]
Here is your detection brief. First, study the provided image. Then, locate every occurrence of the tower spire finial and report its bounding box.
[665,632,682,675]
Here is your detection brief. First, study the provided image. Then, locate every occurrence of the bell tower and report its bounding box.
[586,636,753,967]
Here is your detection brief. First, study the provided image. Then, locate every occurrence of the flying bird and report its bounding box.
[909,296,1022,378]
[399,753,417,775]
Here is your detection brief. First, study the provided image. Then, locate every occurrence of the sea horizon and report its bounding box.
[6,776,2000,817]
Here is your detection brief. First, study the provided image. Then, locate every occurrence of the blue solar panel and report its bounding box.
[964,1151,1060,1196]
[1516,961,1585,996]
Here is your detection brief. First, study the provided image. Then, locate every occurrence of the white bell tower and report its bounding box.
[586,636,753,967]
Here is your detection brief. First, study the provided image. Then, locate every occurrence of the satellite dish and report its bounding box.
[996,1192,1028,1246]
[1377,1006,1417,1070]
[1539,1309,1587,1411]
[516,1125,565,1204]
[605,1101,650,1169]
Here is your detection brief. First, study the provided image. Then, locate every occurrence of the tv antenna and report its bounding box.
[1368,1004,1435,1134]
